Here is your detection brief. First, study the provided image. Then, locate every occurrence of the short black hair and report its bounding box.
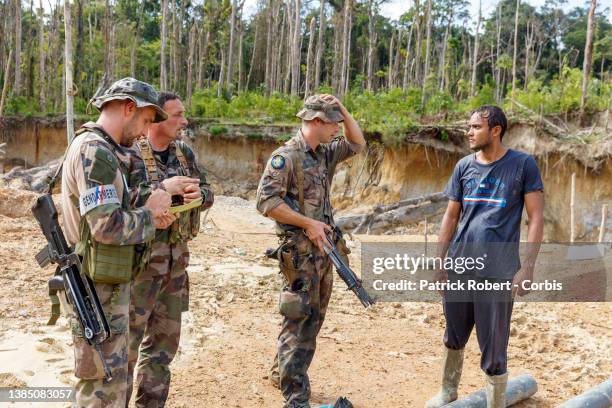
[471,105,507,140]
[158,91,180,109]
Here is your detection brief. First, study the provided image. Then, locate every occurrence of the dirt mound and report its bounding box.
[0,188,39,218]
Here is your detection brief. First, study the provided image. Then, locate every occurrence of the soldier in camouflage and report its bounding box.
[60,77,175,407]
[126,92,214,407]
[255,94,366,408]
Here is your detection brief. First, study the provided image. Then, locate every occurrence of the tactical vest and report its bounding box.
[137,138,201,244]
[72,125,151,284]
[47,124,151,324]
[276,141,335,235]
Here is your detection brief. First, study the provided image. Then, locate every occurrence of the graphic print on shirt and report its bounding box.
[463,175,507,208]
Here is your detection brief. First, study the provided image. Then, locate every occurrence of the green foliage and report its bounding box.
[209,125,228,136]
[191,90,302,123]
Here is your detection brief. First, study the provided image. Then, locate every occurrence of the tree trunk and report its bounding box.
[470,0,481,96]
[422,0,432,100]
[104,0,111,81]
[290,0,301,97]
[197,27,209,90]
[227,0,237,92]
[580,0,596,118]
[74,0,83,96]
[304,16,316,98]
[130,0,146,78]
[511,0,520,100]
[387,30,394,89]
[438,9,452,92]
[403,13,415,90]
[186,24,197,108]
[264,0,273,95]
[160,0,168,91]
[392,29,403,89]
[217,48,225,96]
[331,10,342,93]
[366,0,376,91]
[246,16,259,90]
[339,0,351,96]
[0,49,12,116]
[523,19,535,90]
[314,0,325,91]
[237,17,244,92]
[343,0,352,95]
[64,0,74,143]
[413,0,422,87]
[14,0,22,95]
[38,0,46,111]
[494,2,502,100]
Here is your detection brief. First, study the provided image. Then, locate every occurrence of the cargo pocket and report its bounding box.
[278,277,312,320]
[73,332,127,380]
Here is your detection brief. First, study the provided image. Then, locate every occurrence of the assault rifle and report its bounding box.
[32,194,113,380]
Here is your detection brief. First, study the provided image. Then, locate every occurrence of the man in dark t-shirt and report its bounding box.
[425,106,544,408]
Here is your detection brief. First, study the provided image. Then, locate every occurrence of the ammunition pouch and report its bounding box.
[76,218,134,284]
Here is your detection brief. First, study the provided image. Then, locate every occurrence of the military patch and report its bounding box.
[88,147,119,185]
[271,155,286,170]
[79,184,121,215]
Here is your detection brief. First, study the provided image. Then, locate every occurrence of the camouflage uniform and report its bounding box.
[126,138,213,407]
[256,97,364,408]
[60,78,166,408]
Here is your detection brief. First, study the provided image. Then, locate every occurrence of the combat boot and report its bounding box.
[485,372,508,408]
[424,347,464,408]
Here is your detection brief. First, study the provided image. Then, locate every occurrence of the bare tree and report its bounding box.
[470,0,482,96]
[387,30,394,89]
[38,0,46,110]
[366,0,377,91]
[14,0,22,95]
[0,50,12,116]
[580,0,596,117]
[160,0,168,91]
[314,0,325,91]
[339,0,352,96]
[304,16,316,97]
[227,0,238,91]
[511,0,520,99]
[64,0,74,142]
[422,0,432,99]
[290,0,301,97]
[413,0,422,86]
[186,23,197,107]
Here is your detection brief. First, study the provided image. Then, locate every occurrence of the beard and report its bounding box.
[120,114,141,147]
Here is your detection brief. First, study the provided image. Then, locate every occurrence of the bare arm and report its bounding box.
[433,200,462,295]
[512,190,544,297]
[321,94,366,148]
[436,200,462,258]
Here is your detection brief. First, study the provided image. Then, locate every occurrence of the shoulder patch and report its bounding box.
[89,146,119,185]
[79,184,120,215]
[271,155,286,170]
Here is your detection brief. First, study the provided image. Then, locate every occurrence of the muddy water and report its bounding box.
[1,118,610,241]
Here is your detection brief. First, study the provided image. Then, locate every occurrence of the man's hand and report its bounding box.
[433,268,448,297]
[320,94,347,113]
[512,265,534,298]
[144,189,175,229]
[162,176,200,196]
[153,212,176,229]
[304,219,332,254]
[183,183,202,203]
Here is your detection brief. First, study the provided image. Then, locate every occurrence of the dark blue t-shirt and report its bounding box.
[444,149,544,278]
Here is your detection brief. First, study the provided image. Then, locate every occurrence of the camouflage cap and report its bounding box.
[296,95,344,123]
[91,77,168,123]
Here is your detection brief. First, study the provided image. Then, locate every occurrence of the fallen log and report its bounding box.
[336,192,447,234]
[1,159,60,192]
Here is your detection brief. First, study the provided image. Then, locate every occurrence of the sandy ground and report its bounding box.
[0,190,610,408]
